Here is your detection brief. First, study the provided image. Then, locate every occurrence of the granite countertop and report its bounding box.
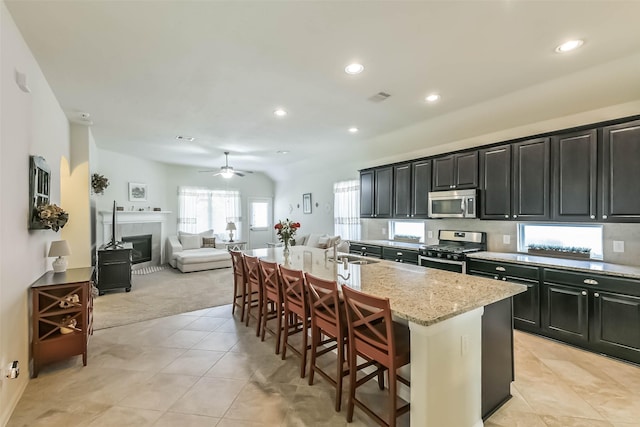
[467,251,640,280]
[349,239,424,250]
[245,246,525,327]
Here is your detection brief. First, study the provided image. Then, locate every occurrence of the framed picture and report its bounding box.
[128,182,147,201]
[303,193,312,214]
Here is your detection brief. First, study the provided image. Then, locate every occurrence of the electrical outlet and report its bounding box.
[381,228,386,235]
[503,235,511,245]
[427,230,433,239]
[613,241,625,253]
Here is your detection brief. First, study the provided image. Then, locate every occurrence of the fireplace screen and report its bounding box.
[122,234,152,264]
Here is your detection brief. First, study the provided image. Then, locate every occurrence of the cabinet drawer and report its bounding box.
[467,259,540,281]
[382,247,419,264]
[98,249,132,263]
[349,242,382,258]
[543,269,640,297]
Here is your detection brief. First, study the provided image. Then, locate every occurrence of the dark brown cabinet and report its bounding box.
[552,129,598,221]
[541,282,590,346]
[348,242,382,258]
[359,167,393,218]
[393,163,411,218]
[479,145,511,220]
[382,247,419,265]
[432,151,478,191]
[602,119,640,221]
[512,138,550,220]
[97,243,132,295]
[411,159,431,218]
[592,291,640,363]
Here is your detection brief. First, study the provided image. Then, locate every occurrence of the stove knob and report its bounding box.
[452,254,459,261]
[436,253,442,258]
[446,254,452,260]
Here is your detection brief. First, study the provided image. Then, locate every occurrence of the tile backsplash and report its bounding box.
[361,218,640,267]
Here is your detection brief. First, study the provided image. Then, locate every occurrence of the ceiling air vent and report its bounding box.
[368,92,391,103]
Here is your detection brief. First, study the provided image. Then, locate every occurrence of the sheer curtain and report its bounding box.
[334,180,361,240]
[178,187,242,239]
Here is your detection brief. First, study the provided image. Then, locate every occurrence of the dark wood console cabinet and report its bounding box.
[97,242,132,295]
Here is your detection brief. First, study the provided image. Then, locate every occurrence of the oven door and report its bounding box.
[419,255,466,274]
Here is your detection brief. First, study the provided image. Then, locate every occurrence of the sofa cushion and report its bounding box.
[202,237,216,248]
[180,234,202,250]
[178,229,214,245]
[175,248,231,264]
[317,236,330,249]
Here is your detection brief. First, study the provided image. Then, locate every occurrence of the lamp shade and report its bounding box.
[48,240,71,257]
[226,222,237,231]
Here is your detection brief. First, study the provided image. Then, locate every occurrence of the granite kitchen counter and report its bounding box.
[349,239,424,250]
[245,246,525,326]
[467,251,640,280]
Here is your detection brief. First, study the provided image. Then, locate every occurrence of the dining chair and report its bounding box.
[341,285,411,427]
[279,264,311,378]
[305,273,349,412]
[259,259,284,354]
[230,250,247,321]
[243,254,262,336]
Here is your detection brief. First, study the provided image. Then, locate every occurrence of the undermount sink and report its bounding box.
[329,255,380,265]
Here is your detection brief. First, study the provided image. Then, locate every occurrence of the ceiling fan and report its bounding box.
[199,151,253,178]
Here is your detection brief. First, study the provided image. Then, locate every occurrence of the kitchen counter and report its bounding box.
[245,246,525,426]
[349,239,423,250]
[467,251,640,280]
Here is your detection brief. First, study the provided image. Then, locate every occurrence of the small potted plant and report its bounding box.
[527,244,591,260]
[35,203,69,232]
[91,173,110,195]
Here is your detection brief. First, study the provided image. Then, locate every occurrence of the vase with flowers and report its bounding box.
[91,173,110,195]
[275,218,300,255]
[36,204,69,231]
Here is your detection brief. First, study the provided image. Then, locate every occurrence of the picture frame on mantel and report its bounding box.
[128,182,147,202]
[303,193,312,214]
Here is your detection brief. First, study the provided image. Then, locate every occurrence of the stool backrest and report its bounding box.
[279,265,307,315]
[306,273,341,328]
[259,259,281,298]
[243,254,261,290]
[230,250,246,281]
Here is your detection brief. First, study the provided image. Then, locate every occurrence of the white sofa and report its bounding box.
[166,231,232,273]
[296,233,348,252]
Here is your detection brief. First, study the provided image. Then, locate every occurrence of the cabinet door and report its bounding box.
[360,170,374,218]
[552,130,597,221]
[454,151,478,189]
[432,155,455,190]
[375,167,393,218]
[480,145,511,220]
[411,160,431,218]
[591,291,640,364]
[511,278,540,331]
[512,138,550,220]
[542,282,589,345]
[602,119,640,221]
[393,163,411,218]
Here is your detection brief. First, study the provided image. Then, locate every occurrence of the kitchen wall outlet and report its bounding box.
[381,227,386,235]
[503,235,511,245]
[427,230,433,239]
[613,240,625,253]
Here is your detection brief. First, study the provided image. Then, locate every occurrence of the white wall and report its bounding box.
[0,3,71,423]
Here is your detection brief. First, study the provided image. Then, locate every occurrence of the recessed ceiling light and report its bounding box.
[277,150,289,155]
[274,108,288,117]
[345,63,364,75]
[176,135,195,142]
[348,127,359,133]
[425,94,440,103]
[555,39,584,53]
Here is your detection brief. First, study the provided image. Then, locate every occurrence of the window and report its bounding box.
[389,221,424,242]
[334,180,361,240]
[178,187,242,239]
[517,223,603,260]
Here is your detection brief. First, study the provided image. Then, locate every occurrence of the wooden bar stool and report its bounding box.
[258,259,284,354]
[243,254,263,336]
[279,265,311,378]
[341,285,411,427]
[305,273,349,412]
[230,250,248,321]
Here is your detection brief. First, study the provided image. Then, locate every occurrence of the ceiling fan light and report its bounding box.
[221,170,234,179]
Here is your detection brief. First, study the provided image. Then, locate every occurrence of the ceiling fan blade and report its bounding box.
[234,171,245,177]
[198,170,218,173]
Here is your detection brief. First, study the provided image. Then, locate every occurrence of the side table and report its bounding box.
[222,241,247,251]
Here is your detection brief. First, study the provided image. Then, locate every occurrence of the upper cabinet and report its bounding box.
[479,145,511,220]
[551,129,598,221]
[393,163,412,218]
[360,166,393,218]
[432,151,478,191]
[411,160,432,218]
[512,138,550,221]
[602,119,640,222]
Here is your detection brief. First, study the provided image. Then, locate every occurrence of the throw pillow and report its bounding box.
[181,234,201,250]
[202,237,216,248]
[317,236,330,249]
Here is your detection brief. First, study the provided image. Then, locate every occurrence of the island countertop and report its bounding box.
[245,246,525,327]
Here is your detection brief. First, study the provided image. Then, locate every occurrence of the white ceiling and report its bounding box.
[6,1,640,181]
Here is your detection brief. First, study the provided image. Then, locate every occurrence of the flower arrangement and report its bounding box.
[275,218,300,251]
[36,204,69,231]
[91,173,110,195]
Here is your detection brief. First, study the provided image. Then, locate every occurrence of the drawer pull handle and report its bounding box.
[594,292,600,298]
[397,252,403,256]
[495,266,506,272]
[583,279,599,285]
[581,291,587,296]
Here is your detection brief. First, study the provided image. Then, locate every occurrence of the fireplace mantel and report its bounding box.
[100,211,172,224]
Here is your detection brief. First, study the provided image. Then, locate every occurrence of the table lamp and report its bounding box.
[226,222,236,242]
[48,240,71,273]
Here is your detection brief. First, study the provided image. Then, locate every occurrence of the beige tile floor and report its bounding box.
[8,304,640,427]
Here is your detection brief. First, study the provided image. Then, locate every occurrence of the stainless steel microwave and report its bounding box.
[428,189,477,218]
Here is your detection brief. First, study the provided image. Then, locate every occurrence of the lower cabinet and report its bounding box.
[382,247,419,264]
[348,242,382,258]
[97,243,133,295]
[541,282,589,346]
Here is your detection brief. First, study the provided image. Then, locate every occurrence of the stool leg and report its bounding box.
[389,368,397,427]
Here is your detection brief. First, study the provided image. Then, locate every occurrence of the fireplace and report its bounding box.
[122,234,152,264]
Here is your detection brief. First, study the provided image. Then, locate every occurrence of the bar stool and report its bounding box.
[279,265,310,378]
[305,273,349,412]
[230,250,247,321]
[258,259,284,354]
[341,285,411,427]
[243,254,262,336]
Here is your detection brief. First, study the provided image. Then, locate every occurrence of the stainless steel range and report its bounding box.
[419,230,486,273]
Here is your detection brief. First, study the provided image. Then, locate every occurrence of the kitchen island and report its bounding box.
[244,246,526,427]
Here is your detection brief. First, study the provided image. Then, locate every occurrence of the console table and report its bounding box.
[97,242,132,295]
[31,267,94,377]
[222,241,247,251]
